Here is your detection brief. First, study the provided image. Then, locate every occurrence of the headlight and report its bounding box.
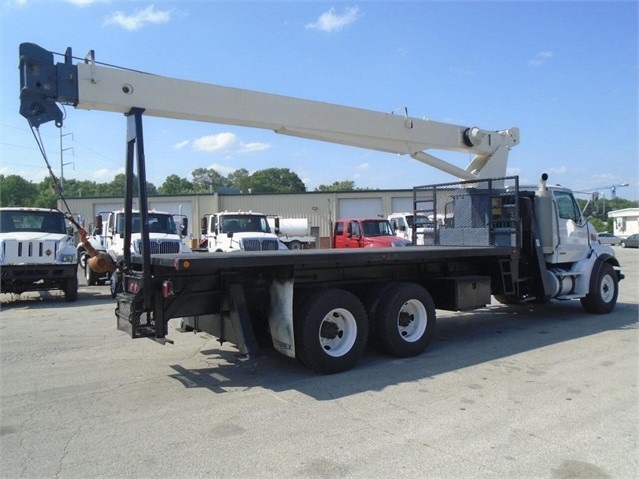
[59,254,77,263]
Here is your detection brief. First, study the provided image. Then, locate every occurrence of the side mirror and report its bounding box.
[181,217,188,237]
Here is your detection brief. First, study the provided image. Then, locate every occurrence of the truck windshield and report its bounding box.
[116,213,177,234]
[361,220,393,236]
[0,210,66,234]
[406,215,431,228]
[220,215,271,234]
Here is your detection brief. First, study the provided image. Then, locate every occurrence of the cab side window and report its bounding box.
[554,191,581,222]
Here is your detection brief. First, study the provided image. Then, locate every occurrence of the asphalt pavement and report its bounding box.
[1,248,637,478]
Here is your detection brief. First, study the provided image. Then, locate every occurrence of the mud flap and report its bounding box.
[268,279,295,358]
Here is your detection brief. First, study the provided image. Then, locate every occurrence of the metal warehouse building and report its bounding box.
[59,189,423,248]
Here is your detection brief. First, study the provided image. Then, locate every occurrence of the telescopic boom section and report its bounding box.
[19,43,519,180]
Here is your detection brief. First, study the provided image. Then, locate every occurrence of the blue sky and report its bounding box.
[1,1,637,199]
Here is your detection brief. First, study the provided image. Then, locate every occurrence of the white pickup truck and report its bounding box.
[77,209,191,287]
[1,207,78,301]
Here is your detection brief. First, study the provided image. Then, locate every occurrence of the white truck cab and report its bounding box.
[77,209,191,285]
[388,212,435,246]
[202,211,287,252]
[1,207,78,301]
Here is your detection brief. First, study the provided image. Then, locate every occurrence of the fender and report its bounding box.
[586,251,623,295]
[571,247,622,296]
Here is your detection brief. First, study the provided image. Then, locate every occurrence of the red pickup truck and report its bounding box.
[332,218,413,248]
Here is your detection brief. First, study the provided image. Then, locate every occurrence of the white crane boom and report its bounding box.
[19,43,519,180]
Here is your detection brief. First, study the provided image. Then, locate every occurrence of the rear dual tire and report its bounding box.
[294,288,368,374]
[368,282,436,357]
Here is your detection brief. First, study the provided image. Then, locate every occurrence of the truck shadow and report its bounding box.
[0,286,112,309]
[167,300,638,399]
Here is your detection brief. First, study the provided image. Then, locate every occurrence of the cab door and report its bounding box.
[346,221,363,248]
[552,190,590,263]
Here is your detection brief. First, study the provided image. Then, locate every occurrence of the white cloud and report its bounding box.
[356,162,370,170]
[193,132,237,152]
[105,5,171,31]
[192,132,270,154]
[91,167,125,181]
[239,141,270,153]
[529,51,553,67]
[174,140,189,149]
[306,6,360,32]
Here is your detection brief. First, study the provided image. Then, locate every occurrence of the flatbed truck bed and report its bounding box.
[149,245,515,271]
[116,241,520,374]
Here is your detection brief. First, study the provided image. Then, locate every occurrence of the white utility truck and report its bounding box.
[77,209,191,291]
[388,212,433,245]
[0,207,78,301]
[19,43,624,374]
[200,211,286,252]
[267,216,316,249]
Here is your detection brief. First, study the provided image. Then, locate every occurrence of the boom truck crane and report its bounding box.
[18,43,623,374]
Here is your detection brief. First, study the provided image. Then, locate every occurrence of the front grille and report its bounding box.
[136,240,182,254]
[242,238,280,251]
[2,239,60,264]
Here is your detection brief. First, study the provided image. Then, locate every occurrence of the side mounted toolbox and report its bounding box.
[431,275,491,311]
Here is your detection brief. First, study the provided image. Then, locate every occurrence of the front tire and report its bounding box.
[287,240,302,250]
[370,282,435,357]
[580,262,618,314]
[294,288,368,374]
[64,275,79,302]
[85,262,98,286]
[110,273,123,299]
[79,250,88,269]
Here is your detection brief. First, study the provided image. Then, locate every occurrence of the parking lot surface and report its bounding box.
[1,248,637,478]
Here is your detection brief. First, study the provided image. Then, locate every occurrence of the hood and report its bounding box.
[1,231,69,241]
[364,236,412,247]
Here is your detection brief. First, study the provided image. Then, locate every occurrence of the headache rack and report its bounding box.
[413,176,521,248]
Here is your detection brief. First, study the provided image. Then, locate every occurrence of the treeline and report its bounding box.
[1,170,635,232]
[0,167,363,208]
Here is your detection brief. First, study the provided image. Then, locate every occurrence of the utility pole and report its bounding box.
[59,129,74,192]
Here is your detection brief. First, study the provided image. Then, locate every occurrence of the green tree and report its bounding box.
[191,168,229,193]
[158,174,193,195]
[314,180,357,192]
[102,173,157,196]
[35,178,58,209]
[246,168,306,193]
[61,178,101,198]
[0,175,39,206]
[227,168,250,192]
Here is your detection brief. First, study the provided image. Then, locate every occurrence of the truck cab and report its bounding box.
[0,207,78,301]
[77,209,191,285]
[388,212,436,246]
[332,218,412,248]
[202,211,287,252]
